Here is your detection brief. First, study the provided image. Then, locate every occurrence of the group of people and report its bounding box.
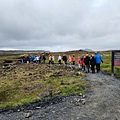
[21,54,46,64]
[21,52,103,73]
[57,54,76,65]
[80,52,103,73]
[58,52,103,73]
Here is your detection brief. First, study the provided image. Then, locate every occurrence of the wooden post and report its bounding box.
[111,51,114,76]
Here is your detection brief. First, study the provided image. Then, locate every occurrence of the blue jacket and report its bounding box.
[94,53,102,64]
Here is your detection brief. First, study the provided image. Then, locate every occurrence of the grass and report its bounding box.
[0,63,87,108]
[0,55,22,61]
[0,50,120,108]
[100,51,120,77]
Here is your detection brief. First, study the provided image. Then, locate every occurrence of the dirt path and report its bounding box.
[0,70,120,120]
[84,72,120,120]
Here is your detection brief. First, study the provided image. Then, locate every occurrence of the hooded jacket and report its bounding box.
[94,53,102,64]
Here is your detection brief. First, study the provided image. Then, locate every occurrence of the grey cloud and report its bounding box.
[0,0,120,51]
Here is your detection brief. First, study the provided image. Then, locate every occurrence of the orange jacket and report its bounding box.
[72,56,75,61]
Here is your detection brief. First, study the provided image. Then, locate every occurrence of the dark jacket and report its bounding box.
[43,55,46,60]
[84,56,90,65]
[62,55,67,62]
[90,57,96,66]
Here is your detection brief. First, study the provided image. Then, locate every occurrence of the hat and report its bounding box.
[95,51,97,54]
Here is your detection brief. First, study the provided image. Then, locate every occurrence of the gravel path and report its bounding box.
[0,70,120,120]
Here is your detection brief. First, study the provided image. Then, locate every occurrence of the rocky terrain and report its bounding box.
[0,64,120,120]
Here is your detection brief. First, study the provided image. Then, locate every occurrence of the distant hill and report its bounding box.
[0,50,50,56]
[80,48,93,52]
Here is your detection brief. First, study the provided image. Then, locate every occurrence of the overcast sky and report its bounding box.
[0,0,120,52]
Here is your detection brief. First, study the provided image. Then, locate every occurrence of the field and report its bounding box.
[0,50,120,108]
[100,51,120,77]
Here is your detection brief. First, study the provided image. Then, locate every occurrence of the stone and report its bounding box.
[74,98,81,102]
[36,107,41,109]
[79,93,83,96]
[24,111,33,118]
[52,111,55,113]
[82,95,86,98]
[76,117,80,119]
[82,100,85,105]
[17,109,20,112]
[81,99,86,105]
[57,90,62,94]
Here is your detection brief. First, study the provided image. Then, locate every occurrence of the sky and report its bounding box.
[0,0,120,52]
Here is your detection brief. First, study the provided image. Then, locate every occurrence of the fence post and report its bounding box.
[111,51,114,76]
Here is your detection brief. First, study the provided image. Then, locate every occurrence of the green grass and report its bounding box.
[100,51,120,77]
[0,55,22,61]
[0,50,120,108]
[0,63,87,108]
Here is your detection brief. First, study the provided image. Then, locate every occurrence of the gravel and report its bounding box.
[0,69,120,120]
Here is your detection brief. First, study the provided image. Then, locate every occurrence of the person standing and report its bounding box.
[94,52,103,73]
[42,54,46,64]
[58,54,62,65]
[90,54,96,73]
[51,55,55,64]
[21,56,25,63]
[81,54,85,71]
[26,55,29,64]
[29,55,33,63]
[48,54,52,64]
[36,54,40,64]
[39,54,41,64]
[72,54,75,65]
[62,54,67,65]
[77,56,81,68]
[84,54,90,73]
[68,55,72,65]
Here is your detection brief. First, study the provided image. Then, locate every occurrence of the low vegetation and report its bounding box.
[0,63,87,108]
[100,51,120,77]
[0,50,120,108]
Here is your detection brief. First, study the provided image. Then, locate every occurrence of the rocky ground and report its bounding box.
[0,66,120,120]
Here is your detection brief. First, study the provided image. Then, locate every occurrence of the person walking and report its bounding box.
[29,55,33,63]
[42,54,46,64]
[90,54,96,73]
[58,54,62,65]
[68,55,72,65]
[36,54,40,64]
[21,56,25,63]
[26,55,30,64]
[72,54,75,65]
[81,54,85,71]
[48,54,52,64]
[84,54,90,73]
[38,54,41,64]
[77,56,81,68]
[51,55,55,64]
[94,52,103,73]
[62,54,67,65]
